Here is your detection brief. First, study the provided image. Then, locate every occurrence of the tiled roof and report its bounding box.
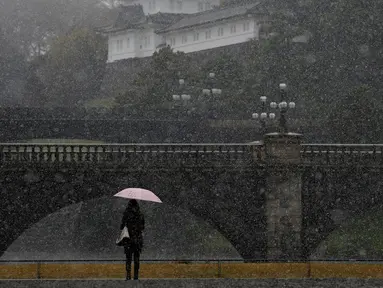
[96,5,186,33]
[95,5,145,33]
[148,12,188,26]
[158,2,262,33]
[114,5,146,27]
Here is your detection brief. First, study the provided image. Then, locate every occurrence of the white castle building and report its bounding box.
[98,0,271,62]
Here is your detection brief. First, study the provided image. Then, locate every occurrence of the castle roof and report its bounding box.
[157,2,263,33]
[96,5,187,34]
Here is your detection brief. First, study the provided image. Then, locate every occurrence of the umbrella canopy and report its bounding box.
[114,188,162,203]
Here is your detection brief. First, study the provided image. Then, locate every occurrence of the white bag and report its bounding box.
[116,226,130,246]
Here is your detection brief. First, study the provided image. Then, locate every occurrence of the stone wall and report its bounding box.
[1,279,383,288]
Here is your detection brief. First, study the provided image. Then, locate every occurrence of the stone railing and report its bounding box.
[0,143,263,169]
[0,143,382,169]
[301,144,383,167]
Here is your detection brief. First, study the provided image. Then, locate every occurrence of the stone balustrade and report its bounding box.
[0,143,381,168]
[0,143,261,170]
[301,144,383,167]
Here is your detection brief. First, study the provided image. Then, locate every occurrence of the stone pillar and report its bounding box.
[264,132,303,260]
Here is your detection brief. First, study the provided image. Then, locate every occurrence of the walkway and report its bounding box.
[2,260,383,279]
[1,279,383,288]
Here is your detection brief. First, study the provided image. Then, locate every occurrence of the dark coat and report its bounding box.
[120,207,145,253]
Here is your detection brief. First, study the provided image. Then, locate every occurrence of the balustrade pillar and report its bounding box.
[264,132,303,260]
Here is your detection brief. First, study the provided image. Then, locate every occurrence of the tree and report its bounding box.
[115,46,250,118]
[116,46,191,110]
[242,0,383,141]
[23,56,47,107]
[0,0,116,59]
[40,28,107,107]
[191,51,248,117]
[326,85,383,143]
[0,30,27,106]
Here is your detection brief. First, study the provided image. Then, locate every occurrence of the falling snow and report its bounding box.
[0,1,383,285]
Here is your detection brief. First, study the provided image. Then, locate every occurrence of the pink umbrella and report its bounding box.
[114,188,162,203]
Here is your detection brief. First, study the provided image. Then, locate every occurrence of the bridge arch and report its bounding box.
[0,164,267,261]
[2,196,241,261]
[310,205,383,260]
[302,166,383,257]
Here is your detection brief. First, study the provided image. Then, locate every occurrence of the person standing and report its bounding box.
[120,199,145,280]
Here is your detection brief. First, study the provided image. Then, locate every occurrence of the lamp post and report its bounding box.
[172,77,192,116]
[172,72,222,118]
[202,72,222,119]
[269,83,296,133]
[252,95,276,135]
[202,73,222,97]
[172,78,191,105]
[252,83,296,135]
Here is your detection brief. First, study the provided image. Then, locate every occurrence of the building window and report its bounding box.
[182,35,187,44]
[144,36,151,48]
[243,22,250,31]
[126,38,130,48]
[116,39,123,52]
[177,0,183,11]
[218,27,224,36]
[198,2,203,11]
[230,25,236,34]
[170,37,176,46]
[205,30,211,39]
[205,2,211,10]
[193,32,199,41]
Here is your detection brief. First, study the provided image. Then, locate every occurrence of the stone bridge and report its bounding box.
[1,133,383,261]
